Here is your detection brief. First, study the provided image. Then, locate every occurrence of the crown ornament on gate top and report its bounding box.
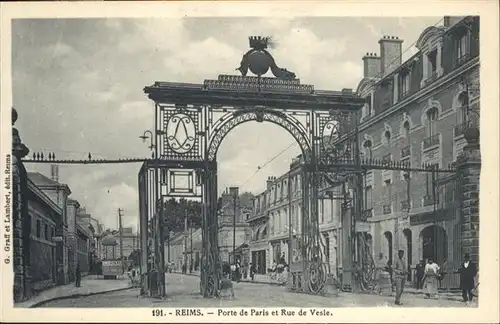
[248,36,270,50]
[235,35,297,80]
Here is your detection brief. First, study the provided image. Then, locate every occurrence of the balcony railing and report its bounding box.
[399,90,410,100]
[454,121,469,137]
[383,204,392,214]
[382,154,392,164]
[401,145,411,158]
[455,53,471,68]
[361,209,373,220]
[423,134,440,150]
[426,70,438,84]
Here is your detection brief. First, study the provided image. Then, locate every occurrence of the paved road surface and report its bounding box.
[41,273,472,308]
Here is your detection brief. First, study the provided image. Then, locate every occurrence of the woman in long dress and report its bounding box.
[424,258,440,299]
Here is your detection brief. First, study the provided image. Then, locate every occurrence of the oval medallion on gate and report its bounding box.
[322,119,347,158]
[166,113,196,154]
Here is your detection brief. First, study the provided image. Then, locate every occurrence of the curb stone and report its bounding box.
[27,286,135,308]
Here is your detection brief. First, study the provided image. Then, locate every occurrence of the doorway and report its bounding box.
[420,225,448,265]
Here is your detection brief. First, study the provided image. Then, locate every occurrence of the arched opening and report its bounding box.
[208,110,311,162]
[425,107,439,138]
[403,229,412,281]
[384,130,391,144]
[384,231,393,264]
[403,121,410,138]
[420,225,448,265]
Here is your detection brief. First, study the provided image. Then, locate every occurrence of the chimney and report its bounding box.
[229,186,239,198]
[266,176,274,190]
[362,52,381,78]
[50,164,59,182]
[443,16,451,27]
[379,36,404,75]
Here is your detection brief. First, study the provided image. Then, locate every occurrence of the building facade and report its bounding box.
[248,156,344,276]
[354,15,479,286]
[28,171,71,285]
[26,177,62,292]
[245,16,480,290]
[217,187,250,264]
[11,108,31,302]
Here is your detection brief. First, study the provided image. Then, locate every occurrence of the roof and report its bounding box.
[28,172,60,186]
[28,172,71,194]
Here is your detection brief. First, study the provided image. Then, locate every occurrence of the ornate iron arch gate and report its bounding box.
[137,37,366,298]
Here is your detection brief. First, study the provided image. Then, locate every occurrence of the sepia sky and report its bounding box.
[12,16,441,231]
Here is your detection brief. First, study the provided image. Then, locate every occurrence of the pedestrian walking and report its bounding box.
[249,262,256,281]
[75,262,81,288]
[456,253,478,303]
[393,250,407,305]
[423,258,440,299]
[415,260,425,290]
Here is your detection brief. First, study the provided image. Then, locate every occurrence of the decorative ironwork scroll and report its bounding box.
[207,109,311,162]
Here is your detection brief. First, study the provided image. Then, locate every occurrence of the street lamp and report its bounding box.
[229,187,239,265]
[140,130,156,158]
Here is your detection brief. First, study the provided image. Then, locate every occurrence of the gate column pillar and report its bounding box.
[456,127,481,264]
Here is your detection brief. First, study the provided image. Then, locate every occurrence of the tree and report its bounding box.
[161,198,202,234]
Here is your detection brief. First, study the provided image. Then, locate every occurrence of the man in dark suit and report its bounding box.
[457,253,478,302]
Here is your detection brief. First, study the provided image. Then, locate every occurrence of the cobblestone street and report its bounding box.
[41,273,472,308]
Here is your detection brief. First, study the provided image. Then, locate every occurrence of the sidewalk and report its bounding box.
[16,274,133,308]
[172,272,464,301]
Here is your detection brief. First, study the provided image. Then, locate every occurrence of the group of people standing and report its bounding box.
[376,251,478,305]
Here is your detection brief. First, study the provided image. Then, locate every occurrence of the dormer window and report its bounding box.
[456,27,471,66]
[400,69,411,98]
[428,50,437,75]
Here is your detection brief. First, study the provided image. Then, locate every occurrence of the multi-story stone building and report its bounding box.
[248,155,343,276]
[25,176,62,292]
[354,15,479,287]
[28,171,71,285]
[217,187,251,264]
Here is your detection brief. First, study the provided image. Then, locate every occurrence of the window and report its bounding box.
[400,71,411,97]
[365,185,373,210]
[384,179,392,199]
[428,50,437,74]
[425,108,439,137]
[44,224,48,240]
[384,130,391,144]
[51,228,55,240]
[458,92,469,124]
[364,95,372,118]
[363,140,372,160]
[36,220,41,238]
[456,31,470,63]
